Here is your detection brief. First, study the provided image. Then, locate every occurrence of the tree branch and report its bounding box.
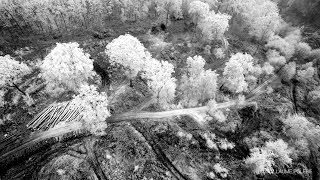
[11,82,26,95]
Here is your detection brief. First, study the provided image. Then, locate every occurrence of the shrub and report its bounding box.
[40,42,95,96]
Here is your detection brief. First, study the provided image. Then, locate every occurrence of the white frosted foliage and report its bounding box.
[40,42,95,96]
[0,55,31,87]
[179,55,218,107]
[223,53,255,93]
[141,58,176,107]
[105,34,150,77]
[70,84,110,136]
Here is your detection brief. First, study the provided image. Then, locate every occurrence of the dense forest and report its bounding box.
[0,0,320,179]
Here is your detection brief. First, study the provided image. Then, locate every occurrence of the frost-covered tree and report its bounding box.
[297,63,314,82]
[223,53,255,93]
[265,139,293,165]
[105,34,150,78]
[141,58,176,107]
[224,0,282,40]
[282,114,317,140]
[116,0,151,22]
[283,0,320,18]
[188,1,210,25]
[0,55,31,90]
[179,55,218,107]
[284,28,302,45]
[0,55,31,105]
[245,139,292,175]
[266,35,295,59]
[70,84,110,136]
[198,11,231,41]
[244,0,281,40]
[266,28,305,60]
[245,148,275,174]
[213,48,225,59]
[187,1,230,42]
[282,114,320,159]
[106,34,176,107]
[279,62,296,82]
[213,163,229,178]
[40,42,96,96]
[154,0,183,26]
[266,49,286,66]
[295,42,312,59]
[261,62,275,75]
